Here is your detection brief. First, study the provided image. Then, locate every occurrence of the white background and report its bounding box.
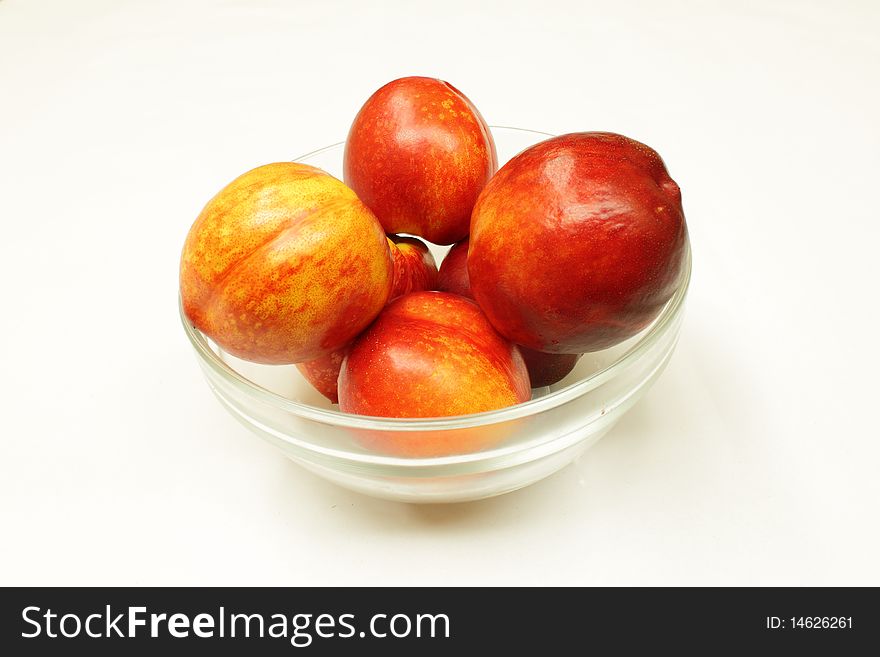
[2,0,878,585]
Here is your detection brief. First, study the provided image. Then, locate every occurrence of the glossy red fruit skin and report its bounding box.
[437,238,581,387]
[295,349,346,403]
[296,235,438,403]
[518,347,581,388]
[338,292,530,418]
[388,235,439,300]
[344,76,497,245]
[469,132,687,353]
[436,238,472,298]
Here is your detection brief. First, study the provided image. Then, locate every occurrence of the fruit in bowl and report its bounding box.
[387,235,439,299]
[437,238,582,387]
[179,122,692,501]
[468,132,688,354]
[178,73,690,484]
[336,290,530,457]
[436,238,472,299]
[518,348,581,388]
[296,234,438,403]
[179,162,393,364]
[338,291,530,419]
[344,76,497,245]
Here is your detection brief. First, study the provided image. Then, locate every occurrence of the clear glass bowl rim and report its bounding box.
[179,127,692,466]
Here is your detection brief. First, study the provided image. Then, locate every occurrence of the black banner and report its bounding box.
[0,587,875,654]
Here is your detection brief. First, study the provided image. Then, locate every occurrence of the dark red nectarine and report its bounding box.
[469,132,687,353]
[518,347,581,388]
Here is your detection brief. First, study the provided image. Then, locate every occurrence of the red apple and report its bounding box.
[437,238,582,386]
[344,76,497,245]
[296,235,438,403]
[338,292,530,419]
[469,132,687,353]
[180,162,393,364]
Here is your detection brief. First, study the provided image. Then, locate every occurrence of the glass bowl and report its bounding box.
[180,127,692,503]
